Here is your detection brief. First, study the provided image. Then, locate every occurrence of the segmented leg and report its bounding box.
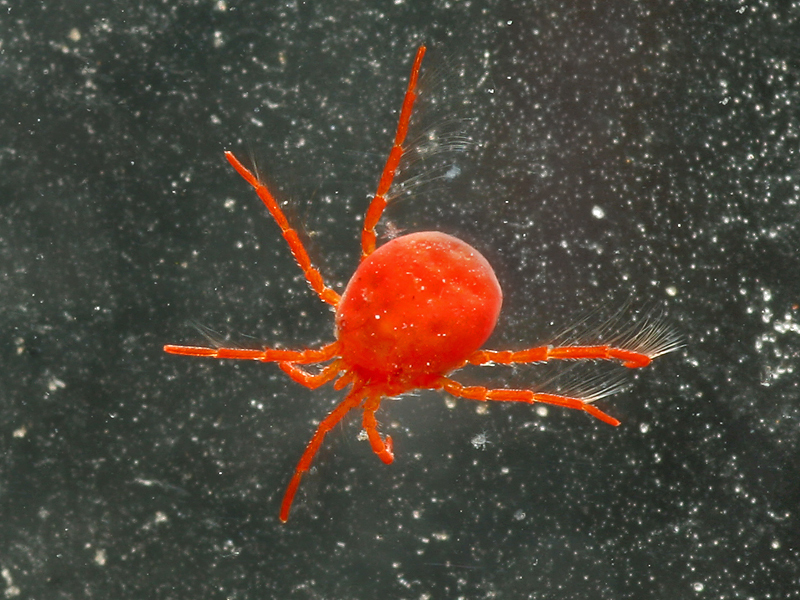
[362,394,394,464]
[361,45,427,258]
[279,359,344,389]
[280,385,368,522]
[436,377,621,427]
[468,345,653,369]
[225,151,340,307]
[163,341,340,364]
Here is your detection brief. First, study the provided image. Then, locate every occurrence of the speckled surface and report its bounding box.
[2,2,798,598]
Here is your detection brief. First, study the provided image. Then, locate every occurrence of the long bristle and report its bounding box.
[190,320,230,348]
[549,302,683,361]
[382,47,479,209]
[528,363,632,404]
[607,310,684,360]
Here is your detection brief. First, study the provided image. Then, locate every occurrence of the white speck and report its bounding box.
[471,431,489,450]
[1,567,20,597]
[665,286,678,297]
[591,205,605,219]
[444,165,461,180]
[692,582,704,592]
[47,376,66,392]
[639,422,650,434]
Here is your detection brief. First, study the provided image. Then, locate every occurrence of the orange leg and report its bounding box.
[362,394,394,464]
[333,370,356,391]
[468,345,654,369]
[437,377,621,427]
[224,151,340,307]
[280,385,367,522]
[468,316,681,369]
[163,341,340,364]
[361,45,427,258]
[279,360,344,390]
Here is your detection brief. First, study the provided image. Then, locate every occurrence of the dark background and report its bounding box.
[2,1,799,598]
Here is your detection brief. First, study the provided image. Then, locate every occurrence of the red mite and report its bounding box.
[165,45,677,522]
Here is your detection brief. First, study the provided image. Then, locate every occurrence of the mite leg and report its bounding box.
[279,360,344,390]
[361,45,426,258]
[224,151,340,307]
[361,394,394,464]
[468,318,681,369]
[467,345,653,369]
[436,377,621,427]
[280,385,367,522]
[163,341,340,364]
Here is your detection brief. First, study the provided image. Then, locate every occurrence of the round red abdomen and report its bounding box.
[335,231,502,385]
